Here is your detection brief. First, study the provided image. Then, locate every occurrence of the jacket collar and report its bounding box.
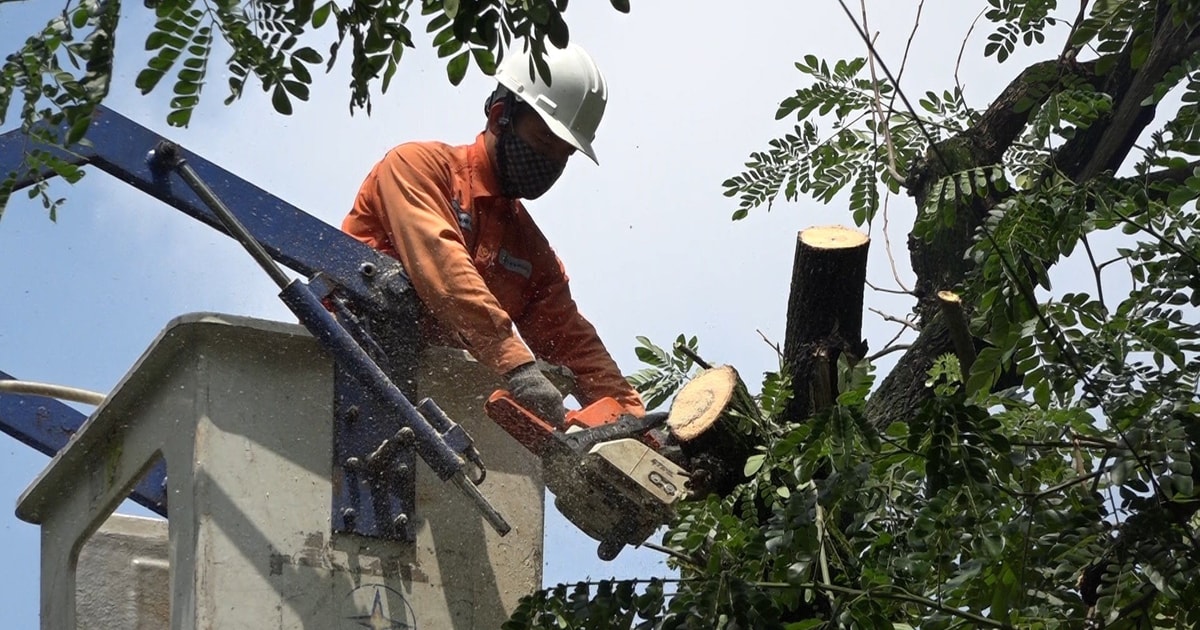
[462,133,526,216]
[464,133,505,201]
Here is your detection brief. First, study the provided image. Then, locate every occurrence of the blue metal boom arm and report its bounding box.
[0,107,436,527]
[0,106,413,312]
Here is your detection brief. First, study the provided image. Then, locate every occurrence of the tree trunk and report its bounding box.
[865,315,952,431]
[782,226,870,422]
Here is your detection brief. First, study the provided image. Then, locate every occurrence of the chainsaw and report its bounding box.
[485,392,691,560]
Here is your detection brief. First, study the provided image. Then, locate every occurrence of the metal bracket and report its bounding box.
[332,367,418,542]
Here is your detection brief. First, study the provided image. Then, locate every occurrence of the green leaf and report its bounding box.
[135,68,165,94]
[166,107,192,127]
[65,114,91,144]
[271,84,293,115]
[432,25,457,49]
[291,58,313,84]
[293,47,322,64]
[546,11,570,48]
[446,51,469,86]
[71,7,89,29]
[426,12,451,33]
[471,48,496,75]
[437,38,462,59]
[311,1,334,28]
[283,80,310,100]
[744,454,766,477]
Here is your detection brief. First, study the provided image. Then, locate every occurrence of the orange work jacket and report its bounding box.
[342,133,644,414]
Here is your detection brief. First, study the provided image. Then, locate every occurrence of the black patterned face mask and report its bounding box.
[496,124,567,200]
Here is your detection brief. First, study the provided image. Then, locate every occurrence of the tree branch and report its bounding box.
[867,343,912,362]
[1055,21,1200,181]
[937,290,975,376]
[906,58,1102,206]
[870,307,920,331]
[1059,0,1092,62]
[1132,159,1200,189]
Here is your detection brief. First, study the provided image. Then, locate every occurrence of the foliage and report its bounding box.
[512,0,1200,628]
[9,0,1200,626]
[0,0,630,218]
[627,334,700,411]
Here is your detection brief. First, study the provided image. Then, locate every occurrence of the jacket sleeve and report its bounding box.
[517,254,646,416]
[355,144,534,375]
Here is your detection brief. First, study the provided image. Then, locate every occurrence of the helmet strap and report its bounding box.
[497,91,517,129]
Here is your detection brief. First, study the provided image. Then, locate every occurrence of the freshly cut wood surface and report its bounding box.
[668,365,738,442]
[800,225,870,250]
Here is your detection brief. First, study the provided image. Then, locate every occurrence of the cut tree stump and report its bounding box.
[667,365,755,497]
[937,290,975,375]
[783,225,870,422]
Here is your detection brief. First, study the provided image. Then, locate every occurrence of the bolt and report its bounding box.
[341,507,357,528]
[146,141,180,174]
[392,513,409,530]
[395,464,410,477]
[359,262,377,279]
[344,456,362,471]
[345,405,360,422]
[396,427,415,444]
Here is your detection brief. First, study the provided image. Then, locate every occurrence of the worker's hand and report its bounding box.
[506,363,566,427]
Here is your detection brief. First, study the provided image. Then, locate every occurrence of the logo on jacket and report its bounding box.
[498,249,532,279]
[451,199,472,232]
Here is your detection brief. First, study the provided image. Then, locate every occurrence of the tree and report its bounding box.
[0,0,628,216]
[504,1,1200,628]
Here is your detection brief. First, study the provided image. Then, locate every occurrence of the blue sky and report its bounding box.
[0,1,1060,626]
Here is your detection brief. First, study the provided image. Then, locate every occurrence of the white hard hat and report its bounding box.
[493,42,608,164]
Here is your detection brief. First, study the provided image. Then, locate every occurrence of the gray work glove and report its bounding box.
[506,362,566,427]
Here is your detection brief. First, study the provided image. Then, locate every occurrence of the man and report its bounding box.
[342,42,644,426]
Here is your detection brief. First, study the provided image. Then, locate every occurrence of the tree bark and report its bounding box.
[782,226,870,423]
[866,315,953,431]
